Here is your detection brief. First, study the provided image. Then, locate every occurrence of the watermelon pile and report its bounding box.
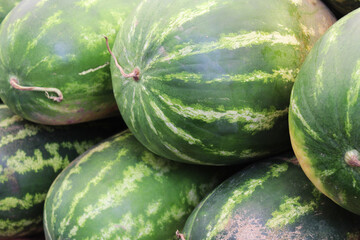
[0,0,359,239]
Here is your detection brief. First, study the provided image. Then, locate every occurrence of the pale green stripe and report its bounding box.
[156,91,288,132]
[130,88,137,133]
[68,162,153,237]
[36,0,48,7]
[145,68,298,84]
[143,0,218,52]
[4,143,69,175]
[0,217,42,237]
[156,203,188,227]
[163,142,205,164]
[266,188,321,228]
[290,98,322,141]
[141,151,179,174]
[76,0,100,11]
[6,11,32,55]
[79,20,117,50]
[49,134,131,230]
[150,100,203,145]
[266,196,316,228]
[321,18,346,55]
[0,105,8,109]
[25,56,57,75]
[146,31,299,69]
[89,212,155,240]
[0,124,40,148]
[140,90,158,136]
[26,11,63,53]
[0,115,23,128]
[346,60,360,137]
[313,64,324,103]
[0,193,46,211]
[206,163,289,239]
[58,148,128,235]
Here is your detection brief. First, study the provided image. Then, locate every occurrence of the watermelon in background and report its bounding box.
[0,0,140,125]
[44,130,236,240]
[0,0,22,23]
[289,9,360,215]
[181,155,360,239]
[110,0,335,166]
[0,104,127,239]
[322,0,360,18]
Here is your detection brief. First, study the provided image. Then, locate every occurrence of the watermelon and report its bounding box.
[181,155,360,239]
[0,0,140,125]
[110,0,335,165]
[289,8,360,215]
[43,130,235,240]
[0,0,21,23]
[322,0,360,17]
[0,104,127,239]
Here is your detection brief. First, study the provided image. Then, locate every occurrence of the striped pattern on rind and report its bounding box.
[0,0,21,23]
[0,0,140,125]
[289,8,360,215]
[182,156,360,240]
[0,105,127,239]
[43,130,232,240]
[111,0,335,165]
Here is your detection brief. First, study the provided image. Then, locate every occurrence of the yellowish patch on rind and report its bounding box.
[289,115,328,197]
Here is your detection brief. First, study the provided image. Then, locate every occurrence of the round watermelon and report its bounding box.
[43,130,234,240]
[181,155,360,239]
[0,0,140,125]
[289,8,360,215]
[0,104,126,239]
[110,0,335,165]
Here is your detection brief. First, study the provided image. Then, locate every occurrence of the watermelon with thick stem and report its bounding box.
[0,104,127,239]
[180,155,360,239]
[0,0,140,125]
[109,0,335,166]
[289,8,360,215]
[43,130,235,240]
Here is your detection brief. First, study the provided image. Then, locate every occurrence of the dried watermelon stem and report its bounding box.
[176,230,186,240]
[10,78,63,102]
[104,36,140,81]
[345,149,360,167]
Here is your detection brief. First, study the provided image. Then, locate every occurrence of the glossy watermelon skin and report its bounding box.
[111,0,335,165]
[43,130,233,240]
[182,155,360,239]
[0,0,21,24]
[289,9,360,215]
[0,0,140,125]
[0,104,127,239]
[322,0,360,17]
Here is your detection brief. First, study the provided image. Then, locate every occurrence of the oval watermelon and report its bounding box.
[0,0,140,125]
[43,130,234,240]
[0,104,127,239]
[110,0,335,165]
[289,8,360,215]
[181,155,360,239]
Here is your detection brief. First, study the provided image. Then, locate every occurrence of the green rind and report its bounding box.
[0,104,127,239]
[289,8,360,215]
[0,0,21,23]
[43,130,234,240]
[182,155,360,239]
[111,0,335,165]
[0,0,140,125]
